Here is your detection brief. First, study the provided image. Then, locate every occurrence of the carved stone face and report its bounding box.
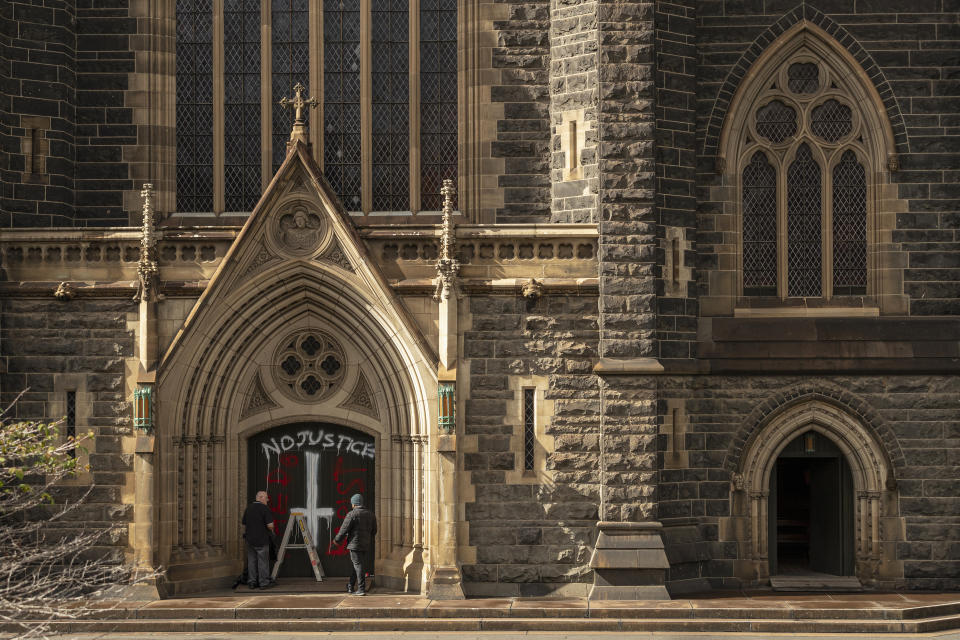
[294,211,307,228]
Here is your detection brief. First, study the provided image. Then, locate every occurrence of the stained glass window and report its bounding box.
[272,0,310,173]
[224,0,262,212]
[420,0,458,210]
[787,63,819,94]
[176,0,214,213]
[832,150,867,295]
[324,0,363,211]
[372,0,410,212]
[742,152,777,296]
[811,99,853,143]
[787,144,822,297]
[756,100,797,144]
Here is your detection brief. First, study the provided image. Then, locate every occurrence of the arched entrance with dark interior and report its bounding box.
[727,399,901,587]
[768,431,855,577]
[247,422,376,578]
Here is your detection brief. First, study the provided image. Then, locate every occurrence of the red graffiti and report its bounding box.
[265,452,300,535]
[326,455,367,556]
[267,467,290,486]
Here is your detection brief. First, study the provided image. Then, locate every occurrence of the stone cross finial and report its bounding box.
[434,179,460,302]
[278,82,319,143]
[135,183,159,302]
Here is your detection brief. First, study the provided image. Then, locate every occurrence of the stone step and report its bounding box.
[7,614,960,634]
[770,575,864,591]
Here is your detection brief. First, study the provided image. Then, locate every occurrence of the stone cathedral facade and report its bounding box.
[2,0,959,598]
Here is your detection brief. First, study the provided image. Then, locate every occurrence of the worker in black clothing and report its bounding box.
[242,490,275,589]
[333,493,377,595]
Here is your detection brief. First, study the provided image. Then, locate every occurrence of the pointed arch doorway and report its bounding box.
[730,399,897,586]
[248,422,376,578]
[768,431,855,578]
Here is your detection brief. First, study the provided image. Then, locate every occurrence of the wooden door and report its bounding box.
[248,422,376,577]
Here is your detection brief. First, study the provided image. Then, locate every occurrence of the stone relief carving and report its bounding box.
[339,371,379,419]
[54,281,75,301]
[731,472,744,492]
[241,372,277,419]
[241,242,280,280]
[318,237,354,272]
[277,209,324,255]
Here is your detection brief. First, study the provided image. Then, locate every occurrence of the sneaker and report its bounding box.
[354,590,366,596]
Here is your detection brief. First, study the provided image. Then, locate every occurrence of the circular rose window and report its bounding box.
[273,330,346,402]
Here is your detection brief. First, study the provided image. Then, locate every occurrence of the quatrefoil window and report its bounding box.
[273,330,346,402]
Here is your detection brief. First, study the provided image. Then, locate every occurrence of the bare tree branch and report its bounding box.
[0,402,161,639]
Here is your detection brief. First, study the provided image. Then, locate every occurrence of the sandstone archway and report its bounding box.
[729,399,898,585]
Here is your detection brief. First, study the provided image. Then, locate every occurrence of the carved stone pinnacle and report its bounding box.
[434,179,460,302]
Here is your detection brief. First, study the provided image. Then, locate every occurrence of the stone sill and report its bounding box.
[734,307,880,318]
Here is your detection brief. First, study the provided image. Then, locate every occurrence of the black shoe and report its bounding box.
[259,583,273,590]
[247,583,257,590]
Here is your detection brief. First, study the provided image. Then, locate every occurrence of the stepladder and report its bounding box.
[270,508,326,582]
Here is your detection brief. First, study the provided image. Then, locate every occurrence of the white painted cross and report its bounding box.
[295,450,335,547]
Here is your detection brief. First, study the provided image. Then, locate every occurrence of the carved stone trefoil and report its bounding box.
[339,371,379,419]
[240,372,277,419]
[241,242,280,281]
[134,183,160,303]
[318,237,354,272]
[433,179,460,302]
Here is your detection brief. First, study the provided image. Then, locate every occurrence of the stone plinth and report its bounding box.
[588,521,670,600]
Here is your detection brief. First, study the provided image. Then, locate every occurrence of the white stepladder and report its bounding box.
[270,508,325,582]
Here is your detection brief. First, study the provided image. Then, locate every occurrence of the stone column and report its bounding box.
[427,181,465,599]
[586,0,669,600]
[428,432,465,599]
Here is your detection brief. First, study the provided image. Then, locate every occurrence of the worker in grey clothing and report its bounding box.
[333,493,377,595]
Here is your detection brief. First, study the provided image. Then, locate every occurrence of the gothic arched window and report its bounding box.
[735,57,873,299]
[174,0,457,216]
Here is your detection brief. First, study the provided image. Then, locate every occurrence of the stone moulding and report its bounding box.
[0,224,599,284]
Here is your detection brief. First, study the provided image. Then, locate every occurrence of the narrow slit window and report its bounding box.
[523,388,535,471]
[66,391,76,459]
[29,129,43,174]
[569,121,578,169]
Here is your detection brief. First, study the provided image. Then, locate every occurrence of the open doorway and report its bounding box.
[768,431,855,577]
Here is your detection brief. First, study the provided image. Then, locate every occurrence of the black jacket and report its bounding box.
[333,506,377,551]
[241,501,274,547]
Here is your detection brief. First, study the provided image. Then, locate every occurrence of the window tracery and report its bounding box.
[273,330,346,402]
[737,56,870,299]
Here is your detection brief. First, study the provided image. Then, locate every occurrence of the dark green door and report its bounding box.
[248,422,375,577]
[808,458,841,574]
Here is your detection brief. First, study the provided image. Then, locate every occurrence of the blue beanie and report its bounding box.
[351,493,363,506]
